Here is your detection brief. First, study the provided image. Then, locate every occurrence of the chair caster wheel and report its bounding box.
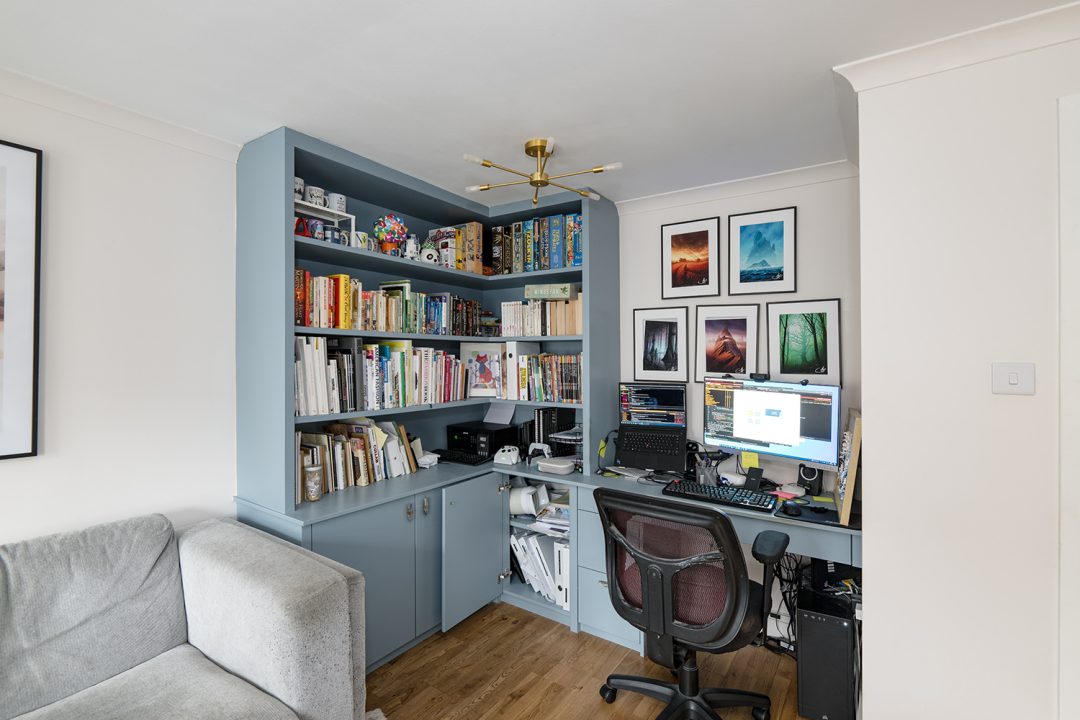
[751,708,770,720]
[600,684,617,704]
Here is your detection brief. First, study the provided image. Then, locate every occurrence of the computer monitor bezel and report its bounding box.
[702,377,841,468]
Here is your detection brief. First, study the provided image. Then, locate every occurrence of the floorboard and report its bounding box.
[367,603,808,719]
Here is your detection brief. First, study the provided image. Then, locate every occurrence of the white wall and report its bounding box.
[616,162,861,486]
[838,7,1080,718]
[0,71,238,545]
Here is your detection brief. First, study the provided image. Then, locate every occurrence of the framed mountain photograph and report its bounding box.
[0,139,42,460]
[660,217,719,298]
[766,298,841,385]
[694,304,759,382]
[634,306,688,382]
[728,207,796,295]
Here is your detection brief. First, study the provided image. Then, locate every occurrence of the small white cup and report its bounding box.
[304,186,326,206]
[294,176,305,201]
[326,193,347,212]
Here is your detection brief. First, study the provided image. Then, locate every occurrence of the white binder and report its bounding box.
[554,539,571,611]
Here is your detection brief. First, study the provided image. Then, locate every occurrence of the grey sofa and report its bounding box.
[0,515,365,720]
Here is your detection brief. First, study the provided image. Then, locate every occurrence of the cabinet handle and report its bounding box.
[599,580,608,588]
[497,482,512,493]
[422,497,430,515]
[406,503,414,522]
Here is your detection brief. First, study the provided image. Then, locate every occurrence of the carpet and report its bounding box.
[367,711,387,720]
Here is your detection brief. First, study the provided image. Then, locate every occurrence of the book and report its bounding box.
[548,215,564,270]
[512,222,525,274]
[490,226,504,275]
[537,217,549,271]
[523,219,535,272]
[565,213,582,267]
[524,283,579,300]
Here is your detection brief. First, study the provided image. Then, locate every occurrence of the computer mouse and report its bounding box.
[780,500,802,517]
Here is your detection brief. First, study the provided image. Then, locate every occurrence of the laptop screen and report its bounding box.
[619,383,687,427]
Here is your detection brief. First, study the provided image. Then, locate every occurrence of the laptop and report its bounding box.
[616,382,687,473]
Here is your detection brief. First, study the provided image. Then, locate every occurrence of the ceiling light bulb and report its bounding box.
[601,162,623,172]
[546,137,556,154]
[465,185,483,192]
[463,154,483,165]
[587,192,601,201]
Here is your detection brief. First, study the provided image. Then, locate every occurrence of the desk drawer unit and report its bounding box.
[578,567,641,651]
[578,510,606,572]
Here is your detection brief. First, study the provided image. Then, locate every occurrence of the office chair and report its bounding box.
[593,488,790,720]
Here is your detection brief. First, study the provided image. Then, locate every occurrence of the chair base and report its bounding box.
[600,674,771,720]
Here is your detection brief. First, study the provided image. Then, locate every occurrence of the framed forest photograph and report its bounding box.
[634,306,688,382]
[694,304,758,382]
[728,206,796,295]
[0,139,42,459]
[660,217,719,298]
[766,298,840,385]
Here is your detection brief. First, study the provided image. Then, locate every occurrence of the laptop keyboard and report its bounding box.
[620,430,682,456]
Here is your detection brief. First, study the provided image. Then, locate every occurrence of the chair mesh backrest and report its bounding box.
[612,509,728,627]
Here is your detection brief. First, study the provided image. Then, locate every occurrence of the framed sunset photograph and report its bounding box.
[766,298,841,385]
[728,206,796,295]
[694,304,759,382]
[660,217,719,298]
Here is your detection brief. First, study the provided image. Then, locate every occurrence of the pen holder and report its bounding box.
[696,466,720,485]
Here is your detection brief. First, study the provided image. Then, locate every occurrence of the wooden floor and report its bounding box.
[367,603,804,719]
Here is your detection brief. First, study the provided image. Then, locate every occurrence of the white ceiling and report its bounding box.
[0,0,1065,203]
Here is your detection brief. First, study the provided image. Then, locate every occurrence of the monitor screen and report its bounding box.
[619,383,687,427]
[703,378,840,466]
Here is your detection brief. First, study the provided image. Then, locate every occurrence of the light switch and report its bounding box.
[992,362,1035,395]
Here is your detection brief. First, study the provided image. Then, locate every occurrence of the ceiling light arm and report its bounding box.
[547,163,622,181]
[478,178,532,190]
[546,180,593,198]
[532,187,540,205]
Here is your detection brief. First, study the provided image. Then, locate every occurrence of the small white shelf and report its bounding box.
[294,199,354,223]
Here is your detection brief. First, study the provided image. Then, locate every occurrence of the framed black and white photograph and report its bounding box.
[634,306,688,382]
[660,217,719,298]
[694,304,759,382]
[766,298,841,386]
[0,140,42,459]
[728,206,796,295]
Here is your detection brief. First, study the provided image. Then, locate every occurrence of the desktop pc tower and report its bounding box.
[797,589,858,720]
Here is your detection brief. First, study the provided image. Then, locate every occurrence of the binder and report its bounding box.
[527,534,558,602]
[504,341,540,401]
[554,539,570,611]
[511,532,546,598]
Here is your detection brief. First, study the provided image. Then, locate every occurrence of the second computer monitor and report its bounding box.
[617,382,687,473]
[703,378,841,467]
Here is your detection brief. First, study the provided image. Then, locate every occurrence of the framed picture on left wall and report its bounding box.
[634,306,688,382]
[0,139,42,459]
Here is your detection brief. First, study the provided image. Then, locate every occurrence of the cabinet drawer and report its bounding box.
[578,567,640,650]
[577,487,599,515]
[578,510,606,572]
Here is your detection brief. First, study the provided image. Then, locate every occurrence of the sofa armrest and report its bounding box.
[178,519,365,720]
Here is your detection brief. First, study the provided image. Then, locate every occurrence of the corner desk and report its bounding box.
[236,461,861,670]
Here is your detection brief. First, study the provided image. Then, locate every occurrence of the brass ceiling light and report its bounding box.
[464,137,622,205]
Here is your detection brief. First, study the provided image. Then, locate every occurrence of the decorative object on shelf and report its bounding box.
[0,139,42,460]
[633,306,688,382]
[694,304,759,382]
[661,217,719,299]
[461,342,500,397]
[463,137,621,206]
[728,206,797,295]
[834,409,861,526]
[419,241,440,264]
[372,214,408,256]
[302,464,323,502]
[303,185,326,207]
[403,234,421,261]
[294,176,304,201]
[326,192,347,213]
[354,231,374,251]
[766,298,841,385]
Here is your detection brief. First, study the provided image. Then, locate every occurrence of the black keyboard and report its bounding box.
[620,430,682,456]
[662,480,777,513]
[431,448,492,466]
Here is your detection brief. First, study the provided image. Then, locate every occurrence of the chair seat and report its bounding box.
[14,644,298,720]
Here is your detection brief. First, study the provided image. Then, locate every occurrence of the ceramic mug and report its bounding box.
[294,176,305,201]
[326,193,347,213]
[304,185,326,207]
[310,219,324,240]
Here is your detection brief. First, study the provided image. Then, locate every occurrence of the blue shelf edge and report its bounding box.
[293,327,581,343]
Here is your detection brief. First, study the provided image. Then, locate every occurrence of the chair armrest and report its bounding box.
[751,530,790,565]
[178,519,365,720]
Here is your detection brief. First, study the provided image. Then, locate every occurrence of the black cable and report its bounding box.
[596,429,618,472]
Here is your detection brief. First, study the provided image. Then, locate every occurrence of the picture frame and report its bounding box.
[461,342,501,397]
[766,298,841,385]
[634,306,688,382]
[694,304,759,382]
[728,206,796,295]
[660,217,719,298]
[834,409,862,527]
[0,139,42,460]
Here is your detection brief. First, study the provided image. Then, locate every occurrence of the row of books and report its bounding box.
[500,298,582,337]
[490,213,583,274]
[294,337,468,416]
[295,273,484,336]
[510,530,570,610]
[295,420,420,503]
[504,345,583,404]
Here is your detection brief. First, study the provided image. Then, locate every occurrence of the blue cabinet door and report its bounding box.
[414,490,443,635]
[310,496,417,666]
[442,472,509,630]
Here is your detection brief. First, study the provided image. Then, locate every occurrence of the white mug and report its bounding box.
[326,193,347,212]
[304,185,326,206]
[294,176,305,201]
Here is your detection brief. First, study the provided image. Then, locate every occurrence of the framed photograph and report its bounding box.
[728,206,796,295]
[694,304,759,382]
[0,140,42,460]
[461,342,501,397]
[766,299,841,385]
[634,307,688,382]
[660,217,719,298]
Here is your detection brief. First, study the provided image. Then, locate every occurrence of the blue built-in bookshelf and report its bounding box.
[235,128,620,521]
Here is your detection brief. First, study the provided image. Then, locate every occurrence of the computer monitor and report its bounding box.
[619,383,687,427]
[703,378,841,467]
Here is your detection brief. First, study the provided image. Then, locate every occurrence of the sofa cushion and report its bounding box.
[12,643,298,720]
[0,515,187,718]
